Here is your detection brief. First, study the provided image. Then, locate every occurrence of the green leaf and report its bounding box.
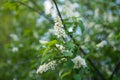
[41,40,57,57]
[62,51,73,57]
[59,69,64,78]
[61,71,71,79]
[41,53,53,64]
[66,60,74,69]
[78,20,85,33]
[65,41,75,50]
[64,21,73,25]
[74,74,81,80]
[46,40,57,46]
[41,49,57,63]
[42,46,51,57]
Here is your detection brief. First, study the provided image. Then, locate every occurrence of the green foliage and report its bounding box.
[61,70,71,79]
[73,74,81,80]
[62,51,73,57]
[0,0,120,80]
[64,41,75,51]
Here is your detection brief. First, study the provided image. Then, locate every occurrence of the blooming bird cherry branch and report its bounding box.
[52,0,105,80]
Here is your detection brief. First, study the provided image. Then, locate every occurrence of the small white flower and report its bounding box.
[10,33,19,41]
[68,27,73,32]
[36,61,57,74]
[54,16,67,38]
[72,55,87,69]
[55,44,72,55]
[58,58,67,63]
[12,47,18,52]
[108,13,114,23]
[96,40,107,48]
[84,35,90,42]
[62,1,80,17]
[94,8,99,19]
[55,44,65,52]
[39,40,48,44]
[44,0,52,14]
[61,58,67,61]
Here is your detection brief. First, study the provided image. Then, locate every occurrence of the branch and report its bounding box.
[30,0,54,23]
[52,0,105,80]
[17,1,41,14]
[109,59,120,80]
[29,0,41,10]
[15,1,53,24]
[52,0,69,33]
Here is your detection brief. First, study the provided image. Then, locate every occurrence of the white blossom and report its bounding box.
[68,27,73,32]
[44,0,52,14]
[39,40,48,44]
[12,47,18,52]
[55,44,72,55]
[58,58,67,63]
[55,44,65,52]
[54,16,67,38]
[84,35,90,42]
[61,58,67,61]
[10,33,19,41]
[103,12,118,23]
[96,40,107,48]
[72,55,87,69]
[94,8,99,19]
[36,61,57,74]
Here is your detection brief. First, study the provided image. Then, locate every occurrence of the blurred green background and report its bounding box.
[0,0,120,80]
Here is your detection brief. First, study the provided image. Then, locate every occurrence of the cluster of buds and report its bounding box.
[72,55,87,69]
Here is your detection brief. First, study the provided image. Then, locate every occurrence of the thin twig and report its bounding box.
[30,0,41,10]
[109,59,120,80]
[29,0,52,21]
[15,1,54,23]
[52,0,105,79]
[52,0,69,33]
[17,1,41,14]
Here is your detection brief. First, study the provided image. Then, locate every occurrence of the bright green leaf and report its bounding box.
[61,71,71,79]
[78,20,85,33]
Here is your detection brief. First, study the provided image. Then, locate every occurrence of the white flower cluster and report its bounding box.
[103,12,118,23]
[36,61,57,74]
[55,44,70,54]
[12,47,18,52]
[44,0,52,14]
[72,55,87,69]
[54,16,67,38]
[10,33,19,41]
[55,44,65,52]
